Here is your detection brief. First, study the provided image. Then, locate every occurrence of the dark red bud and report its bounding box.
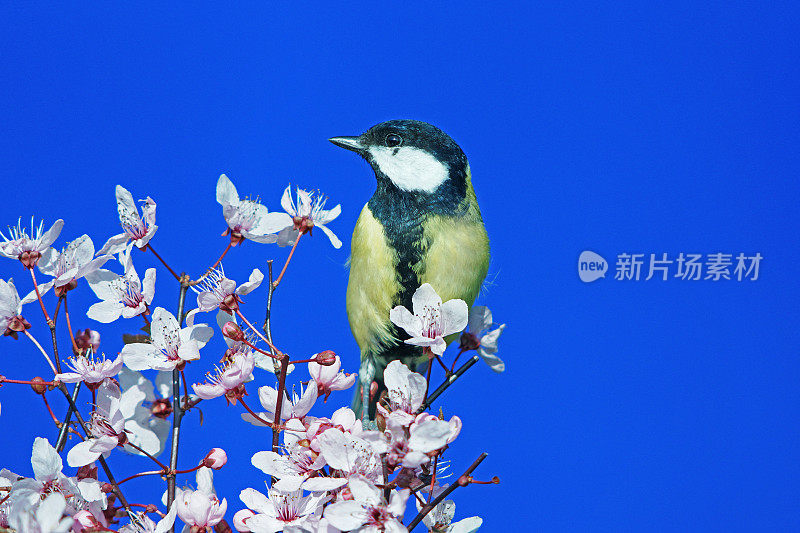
[100,482,114,493]
[369,381,379,401]
[222,321,245,342]
[74,329,101,356]
[459,331,480,352]
[151,398,173,419]
[202,448,228,469]
[315,350,337,366]
[77,464,98,480]
[219,294,240,314]
[30,377,47,395]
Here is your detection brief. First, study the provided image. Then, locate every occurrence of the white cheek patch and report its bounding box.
[368,146,449,193]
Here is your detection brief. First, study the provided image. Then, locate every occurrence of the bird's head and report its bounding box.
[329,120,468,197]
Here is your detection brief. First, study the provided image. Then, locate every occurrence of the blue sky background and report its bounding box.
[1,3,799,531]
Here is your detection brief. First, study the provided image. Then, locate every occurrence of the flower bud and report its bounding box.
[202,448,228,469]
[222,321,245,342]
[74,329,101,356]
[459,331,480,352]
[77,463,98,480]
[100,482,114,493]
[150,398,173,419]
[314,350,337,366]
[30,376,47,395]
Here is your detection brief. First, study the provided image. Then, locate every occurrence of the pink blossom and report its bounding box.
[175,467,227,531]
[192,266,263,314]
[309,354,356,401]
[324,476,409,533]
[193,350,255,403]
[56,350,123,388]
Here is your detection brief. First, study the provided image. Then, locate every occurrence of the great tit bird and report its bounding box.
[329,120,490,419]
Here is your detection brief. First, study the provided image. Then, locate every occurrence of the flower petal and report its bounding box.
[216,174,240,206]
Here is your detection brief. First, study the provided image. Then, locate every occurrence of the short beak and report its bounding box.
[328,136,364,154]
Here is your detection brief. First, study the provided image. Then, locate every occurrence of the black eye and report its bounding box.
[385,133,403,147]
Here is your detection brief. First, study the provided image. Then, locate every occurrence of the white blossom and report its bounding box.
[390,284,468,356]
[97,185,158,255]
[324,476,409,533]
[193,266,262,314]
[216,174,286,244]
[118,368,171,458]
[37,235,111,297]
[67,381,126,467]
[241,382,317,427]
[55,349,123,387]
[236,487,327,533]
[416,488,483,533]
[274,186,342,249]
[0,217,64,268]
[462,306,505,373]
[85,249,155,323]
[121,307,213,371]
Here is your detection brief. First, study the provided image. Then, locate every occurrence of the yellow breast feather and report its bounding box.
[347,204,402,358]
[417,169,490,306]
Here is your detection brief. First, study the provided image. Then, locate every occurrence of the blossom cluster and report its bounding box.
[0,174,505,532]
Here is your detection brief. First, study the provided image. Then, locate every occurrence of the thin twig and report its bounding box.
[117,470,165,485]
[235,309,280,353]
[63,295,80,354]
[48,297,62,374]
[262,260,281,375]
[40,393,60,425]
[56,382,82,452]
[407,453,489,531]
[422,350,434,404]
[190,242,233,286]
[272,232,302,288]
[24,330,57,375]
[126,442,170,471]
[272,355,290,453]
[0,377,57,386]
[146,244,181,281]
[29,268,52,324]
[240,398,277,428]
[417,355,480,414]
[166,281,188,533]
